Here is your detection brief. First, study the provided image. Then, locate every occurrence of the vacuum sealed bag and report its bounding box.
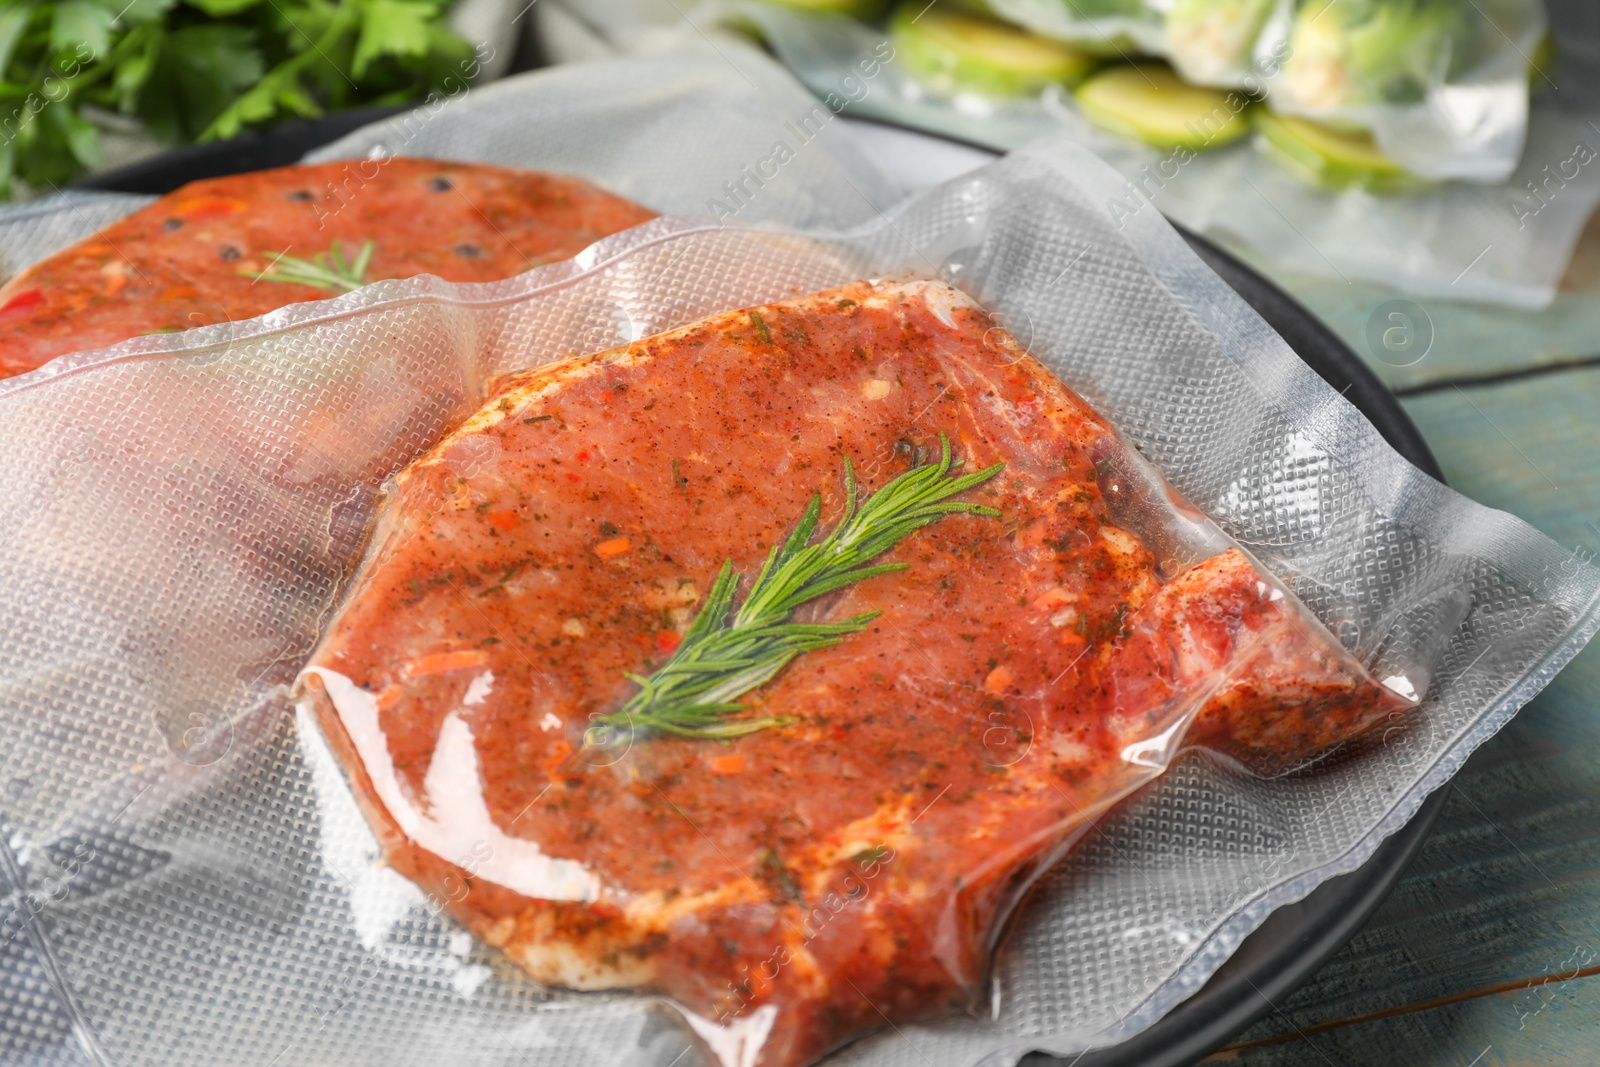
[0,160,659,378]
[0,44,901,299]
[295,275,1411,1067]
[988,0,1547,182]
[715,0,1600,308]
[1,132,1596,1066]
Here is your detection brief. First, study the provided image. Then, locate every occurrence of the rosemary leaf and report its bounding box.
[243,239,377,292]
[588,434,1003,744]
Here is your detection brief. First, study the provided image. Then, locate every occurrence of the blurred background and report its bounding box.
[10,0,1599,367]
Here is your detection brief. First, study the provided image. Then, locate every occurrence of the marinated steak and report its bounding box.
[299,279,1406,1066]
[0,159,656,377]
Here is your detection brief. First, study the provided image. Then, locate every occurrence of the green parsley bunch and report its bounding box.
[0,0,474,198]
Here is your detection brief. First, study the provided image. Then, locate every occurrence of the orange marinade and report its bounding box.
[0,158,656,377]
[301,279,1403,1067]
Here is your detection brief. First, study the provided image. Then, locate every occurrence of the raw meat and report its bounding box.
[299,279,1407,1066]
[0,159,656,377]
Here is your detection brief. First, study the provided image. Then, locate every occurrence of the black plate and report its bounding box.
[1040,226,1450,1067]
[79,113,1449,1067]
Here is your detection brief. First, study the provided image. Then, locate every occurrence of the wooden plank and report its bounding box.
[1194,366,1600,1062]
[1207,970,1600,1065]
[1218,211,1600,394]
[1399,366,1600,553]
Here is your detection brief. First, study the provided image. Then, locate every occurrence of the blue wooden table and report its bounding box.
[1198,228,1600,1067]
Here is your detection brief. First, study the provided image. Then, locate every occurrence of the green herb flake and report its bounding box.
[759,848,804,902]
[748,310,772,345]
[850,845,890,867]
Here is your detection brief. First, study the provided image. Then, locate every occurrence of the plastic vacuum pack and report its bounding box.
[0,43,902,289]
[987,0,1548,183]
[0,50,1597,1067]
[290,271,1415,1067]
[714,1,1600,308]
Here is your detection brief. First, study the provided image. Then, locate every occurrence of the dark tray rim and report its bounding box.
[77,110,1450,1067]
[1053,223,1450,1067]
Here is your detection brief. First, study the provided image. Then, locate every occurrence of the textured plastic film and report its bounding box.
[290,272,1410,1067]
[0,191,155,288]
[0,143,1594,1067]
[714,2,1600,309]
[988,0,1546,183]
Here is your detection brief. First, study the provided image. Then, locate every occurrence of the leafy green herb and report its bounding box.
[587,434,1003,743]
[245,239,375,291]
[747,310,771,344]
[759,848,803,902]
[0,0,472,199]
[850,845,891,868]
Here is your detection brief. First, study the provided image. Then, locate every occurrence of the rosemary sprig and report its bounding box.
[588,434,1004,744]
[244,240,376,292]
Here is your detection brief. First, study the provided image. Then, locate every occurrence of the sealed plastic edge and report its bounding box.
[1015,137,1600,617]
[1073,584,1600,1056]
[975,137,1600,1055]
[0,214,733,400]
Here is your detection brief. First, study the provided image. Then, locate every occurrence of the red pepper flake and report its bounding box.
[748,966,774,998]
[655,630,682,653]
[173,196,247,220]
[984,666,1014,694]
[541,740,574,773]
[402,649,489,679]
[486,510,520,531]
[0,289,44,318]
[711,753,745,775]
[594,537,631,559]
